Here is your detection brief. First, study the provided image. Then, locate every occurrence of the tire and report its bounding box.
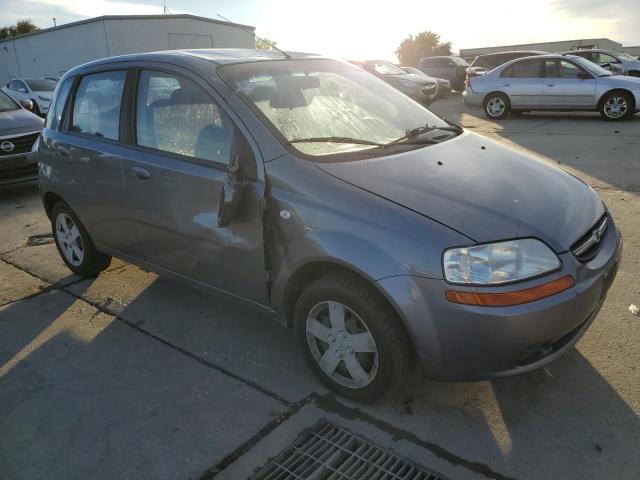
[599,91,634,121]
[483,92,510,119]
[294,273,411,402]
[51,202,111,276]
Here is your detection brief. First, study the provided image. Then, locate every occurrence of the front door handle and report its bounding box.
[56,144,70,156]
[131,166,151,180]
[546,83,555,87]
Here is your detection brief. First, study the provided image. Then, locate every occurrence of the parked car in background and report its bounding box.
[2,78,58,117]
[40,49,621,401]
[0,89,43,185]
[350,60,437,105]
[466,51,547,78]
[419,56,469,91]
[464,54,640,120]
[559,49,640,76]
[399,66,451,98]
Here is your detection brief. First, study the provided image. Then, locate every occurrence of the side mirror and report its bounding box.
[217,167,244,228]
[20,99,34,110]
[577,71,591,80]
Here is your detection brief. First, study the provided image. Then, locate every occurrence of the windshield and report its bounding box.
[616,52,637,61]
[219,59,452,158]
[451,57,469,66]
[371,61,406,75]
[573,57,613,76]
[0,90,18,111]
[25,79,57,92]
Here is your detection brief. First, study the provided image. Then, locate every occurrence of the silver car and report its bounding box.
[560,49,640,77]
[464,54,640,120]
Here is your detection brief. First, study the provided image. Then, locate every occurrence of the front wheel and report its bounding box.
[483,92,510,119]
[599,91,634,121]
[294,274,411,402]
[51,202,111,277]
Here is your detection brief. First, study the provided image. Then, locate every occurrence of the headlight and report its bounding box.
[400,79,417,87]
[443,239,560,285]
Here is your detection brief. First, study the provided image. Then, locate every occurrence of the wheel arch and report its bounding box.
[42,191,65,219]
[597,88,636,111]
[483,90,511,106]
[281,260,417,366]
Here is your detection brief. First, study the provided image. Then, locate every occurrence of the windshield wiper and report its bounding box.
[384,124,460,147]
[287,136,385,147]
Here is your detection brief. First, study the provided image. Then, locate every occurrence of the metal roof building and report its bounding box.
[0,14,256,85]
[459,38,638,60]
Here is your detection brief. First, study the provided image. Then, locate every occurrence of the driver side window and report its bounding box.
[135,70,236,166]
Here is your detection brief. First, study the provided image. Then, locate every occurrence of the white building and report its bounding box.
[0,14,255,85]
[460,38,639,60]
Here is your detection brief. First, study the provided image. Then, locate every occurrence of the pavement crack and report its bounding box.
[197,395,315,479]
[59,284,292,408]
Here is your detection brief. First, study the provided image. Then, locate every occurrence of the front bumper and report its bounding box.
[0,150,39,185]
[377,214,622,380]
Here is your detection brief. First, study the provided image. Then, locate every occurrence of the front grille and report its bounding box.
[0,163,38,182]
[0,132,39,157]
[571,214,608,262]
[251,420,449,480]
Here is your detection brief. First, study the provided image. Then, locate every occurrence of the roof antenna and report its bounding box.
[217,13,290,59]
[163,0,171,14]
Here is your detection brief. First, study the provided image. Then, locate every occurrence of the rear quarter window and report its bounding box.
[45,78,74,131]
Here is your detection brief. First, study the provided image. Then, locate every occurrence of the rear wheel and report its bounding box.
[294,274,410,402]
[483,92,510,119]
[51,202,111,276]
[599,91,633,121]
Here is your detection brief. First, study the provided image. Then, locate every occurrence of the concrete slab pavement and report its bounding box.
[0,287,288,480]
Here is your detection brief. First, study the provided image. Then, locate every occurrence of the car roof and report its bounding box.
[64,49,326,78]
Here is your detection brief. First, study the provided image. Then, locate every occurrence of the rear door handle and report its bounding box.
[56,144,70,156]
[546,84,555,87]
[131,166,151,180]
[503,83,511,87]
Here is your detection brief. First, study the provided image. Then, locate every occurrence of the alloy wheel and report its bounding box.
[486,96,506,117]
[55,213,84,266]
[604,96,628,119]
[305,301,379,389]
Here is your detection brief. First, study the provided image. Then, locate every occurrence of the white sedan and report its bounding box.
[2,78,57,117]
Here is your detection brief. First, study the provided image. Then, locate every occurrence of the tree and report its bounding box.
[255,36,278,50]
[395,31,452,67]
[0,19,39,40]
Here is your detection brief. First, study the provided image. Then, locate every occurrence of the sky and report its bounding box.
[1,0,638,61]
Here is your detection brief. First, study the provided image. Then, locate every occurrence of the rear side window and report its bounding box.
[135,70,235,166]
[550,60,583,78]
[71,70,126,140]
[45,77,73,131]
[501,59,542,78]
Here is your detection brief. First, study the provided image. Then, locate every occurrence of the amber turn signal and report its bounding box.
[445,275,576,307]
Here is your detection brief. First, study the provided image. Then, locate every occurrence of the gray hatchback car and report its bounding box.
[40,49,622,401]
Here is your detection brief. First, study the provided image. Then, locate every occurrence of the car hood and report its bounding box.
[315,132,604,252]
[0,108,43,134]
[387,73,433,86]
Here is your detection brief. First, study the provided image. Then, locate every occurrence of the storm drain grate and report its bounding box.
[250,420,450,480]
